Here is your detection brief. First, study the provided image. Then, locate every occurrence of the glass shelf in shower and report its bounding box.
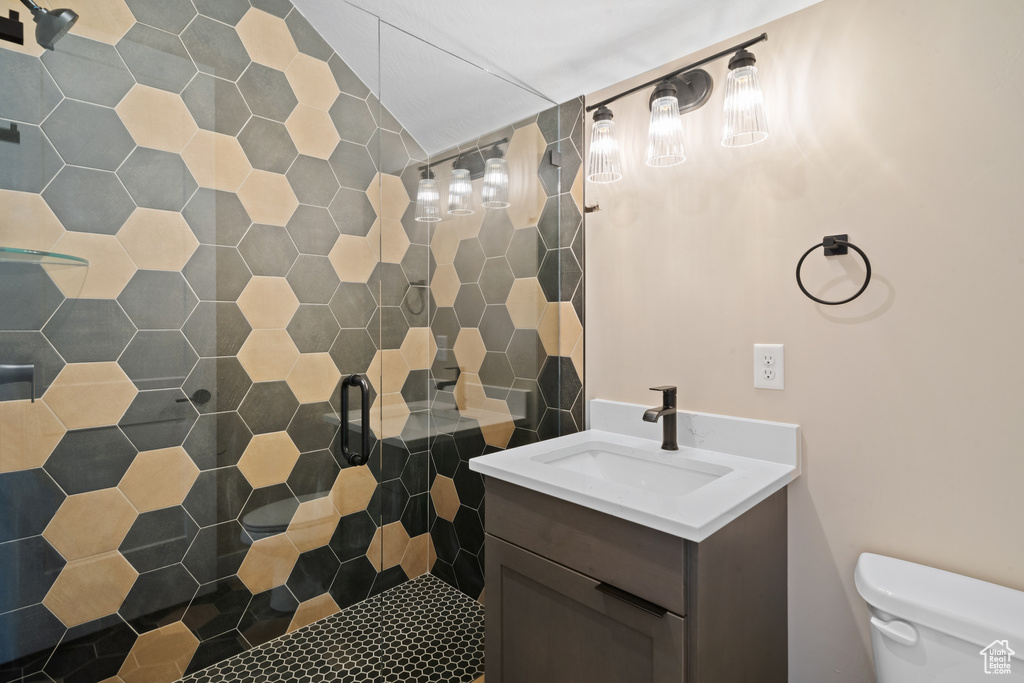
[0,247,89,266]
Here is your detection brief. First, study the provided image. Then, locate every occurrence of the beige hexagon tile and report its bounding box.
[537,302,560,356]
[429,221,459,265]
[365,527,382,572]
[237,329,300,382]
[366,173,409,221]
[381,521,409,570]
[287,593,340,633]
[237,431,301,489]
[238,170,299,227]
[43,232,136,299]
[0,189,64,251]
[506,278,548,329]
[118,621,199,683]
[370,392,410,439]
[506,123,548,229]
[117,209,199,271]
[44,488,138,561]
[365,350,409,395]
[236,7,298,71]
[0,33,44,57]
[454,372,486,418]
[44,551,138,627]
[366,218,409,264]
[401,533,430,580]
[116,85,198,153]
[479,398,514,449]
[329,464,377,516]
[182,130,252,193]
[44,362,137,430]
[286,496,340,552]
[427,533,437,571]
[119,447,199,513]
[555,301,582,353]
[286,353,340,404]
[237,534,300,594]
[453,329,486,373]
[571,333,584,380]
[285,54,340,111]
[237,277,300,329]
[0,400,65,473]
[400,328,436,371]
[430,475,459,522]
[63,0,135,44]
[286,104,339,160]
[328,235,377,283]
[430,264,460,307]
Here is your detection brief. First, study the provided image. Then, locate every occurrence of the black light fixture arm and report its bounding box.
[585,32,768,113]
[418,137,508,175]
[19,0,44,14]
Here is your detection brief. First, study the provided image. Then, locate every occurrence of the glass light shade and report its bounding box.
[646,95,686,167]
[481,157,510,209]
[414,178,442,223]
[587,118,622,183]
[721,65,769,147]
[447,169,474,215]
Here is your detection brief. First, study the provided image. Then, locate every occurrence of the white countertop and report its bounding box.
[468,399,801,541]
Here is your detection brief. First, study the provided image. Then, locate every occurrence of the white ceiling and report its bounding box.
[291,0,822,155]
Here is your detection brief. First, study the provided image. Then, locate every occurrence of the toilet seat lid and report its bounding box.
[241,497,297,533]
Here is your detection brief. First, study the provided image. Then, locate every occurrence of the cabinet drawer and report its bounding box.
[485,478,686,615]
[486,535,685,683]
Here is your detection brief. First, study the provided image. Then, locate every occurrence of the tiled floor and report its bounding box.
[177,574,484,683]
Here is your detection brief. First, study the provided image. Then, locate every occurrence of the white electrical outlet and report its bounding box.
[754,344,784,390]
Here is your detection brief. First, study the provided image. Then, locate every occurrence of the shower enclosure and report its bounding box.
[0,1,585,680]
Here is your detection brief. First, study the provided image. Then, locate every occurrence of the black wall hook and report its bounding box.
[796,234,872,305]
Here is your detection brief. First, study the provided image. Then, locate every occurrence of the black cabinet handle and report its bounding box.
[340,374,370,466]
[595,582,667,618]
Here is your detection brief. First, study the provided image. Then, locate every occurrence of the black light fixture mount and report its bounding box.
[0,9,24,45]
[648,71,713,113]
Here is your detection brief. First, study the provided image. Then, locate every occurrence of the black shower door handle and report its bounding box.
[340,374,370,466]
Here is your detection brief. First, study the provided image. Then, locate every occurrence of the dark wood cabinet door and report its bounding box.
[486,534,685,683]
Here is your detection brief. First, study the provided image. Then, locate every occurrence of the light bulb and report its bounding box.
[722,50,768,147]
[414,177,441,223]
[646,82,686,167]
[481,157,510,209]
[586,106,622,183]
[447,168,474,216]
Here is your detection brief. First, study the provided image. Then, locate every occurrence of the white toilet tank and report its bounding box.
[855,553,1024,682]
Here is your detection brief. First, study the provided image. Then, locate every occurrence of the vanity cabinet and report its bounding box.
[483,478,788,683]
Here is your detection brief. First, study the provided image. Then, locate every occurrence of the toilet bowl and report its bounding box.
[855,553,1024,682]
[239,497,299,542]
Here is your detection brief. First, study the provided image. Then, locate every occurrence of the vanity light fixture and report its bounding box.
[586,32,769,182]
[447,156,475,216]
[414,168,442,223]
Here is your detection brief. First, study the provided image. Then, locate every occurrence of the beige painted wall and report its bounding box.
[584,0,1024,680]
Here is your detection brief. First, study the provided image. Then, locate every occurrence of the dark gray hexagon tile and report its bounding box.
[183,576,252,641]
[285,9,332,60]
[251,0,291,17]
[0,332,63,400]
[181,74,252,138]
[329,283,376,329]
[183,245,253,301]
[0,122,63,194]
[286,449,338,499]
[0,603,65,681]
[507,225,545,278]
[182,301,252,357]
[507,328,546,380]
[44,425,137,495]
[119,388,199,451]
[0,469,65,543]
[183,411,252,470]
[329,328,376,375]
[286,204,339,256]
[239,484,298,540]
[239,586,296,647]
[43,299,136,363]
[327,53,369,99]
[182,188,252,247]
[376,262,409,307]
[287,255,338,304]
[181,357,253,415]
[479,210,514,257]
[286,156,340,209]
[44,613,137,682]
[0,536,65,614]
[402,286,430,328]
[41,35,134,107]
[366,94,401,133]
[118,270,198,330]
[238,381,298,434]
[328,510,375,562]
[119,330,199,391]
[119,506,199,574]
[453,284,485,328]
[125,0,197,34]
[0,263,64,331]
[182,519,251,584]
[479,352,514,389]
[328,141,376,192]
[238,116,297,173]
[287,402,336,454]
[120,563,199,634]
[237,224,297,276]
[42,166,135,234]
[116,23,196,94]
[478,258,514,304]
[192,0,250,24]
[42,99,134,171]
[539,141,561,197]
[0,50,62,125]
[286,304,339,353]
[237,63,297,123]
[368,129,409,176]
[328,93,375,146]
[287,546,339,602]
[328,186,375,237]
[118,147,198,212]
[182,629,247,675]
[181,15,252,82]
[400,243,432,285]
[479,305,514,353]
[453,239,486,283]
[182,467,252,529]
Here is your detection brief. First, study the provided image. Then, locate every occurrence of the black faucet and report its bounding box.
[643,386,678,451]
[435,366,461,391]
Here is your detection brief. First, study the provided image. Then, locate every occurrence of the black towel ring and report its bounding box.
[795,234,871,306]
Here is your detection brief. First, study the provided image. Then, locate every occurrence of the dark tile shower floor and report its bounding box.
[176,574,484,683]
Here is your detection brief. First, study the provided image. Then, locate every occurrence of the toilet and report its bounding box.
[855,553,1024,682]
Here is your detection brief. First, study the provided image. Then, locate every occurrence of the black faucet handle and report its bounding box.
[649,385,677,407]
[650,385,676,393]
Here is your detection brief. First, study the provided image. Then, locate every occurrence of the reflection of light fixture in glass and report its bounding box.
[721,49,768,147]
[481,150,510,209]
[447,158,474,216]
[414,168,441,223]
[587,106,622,183]
[646,81,686,167]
